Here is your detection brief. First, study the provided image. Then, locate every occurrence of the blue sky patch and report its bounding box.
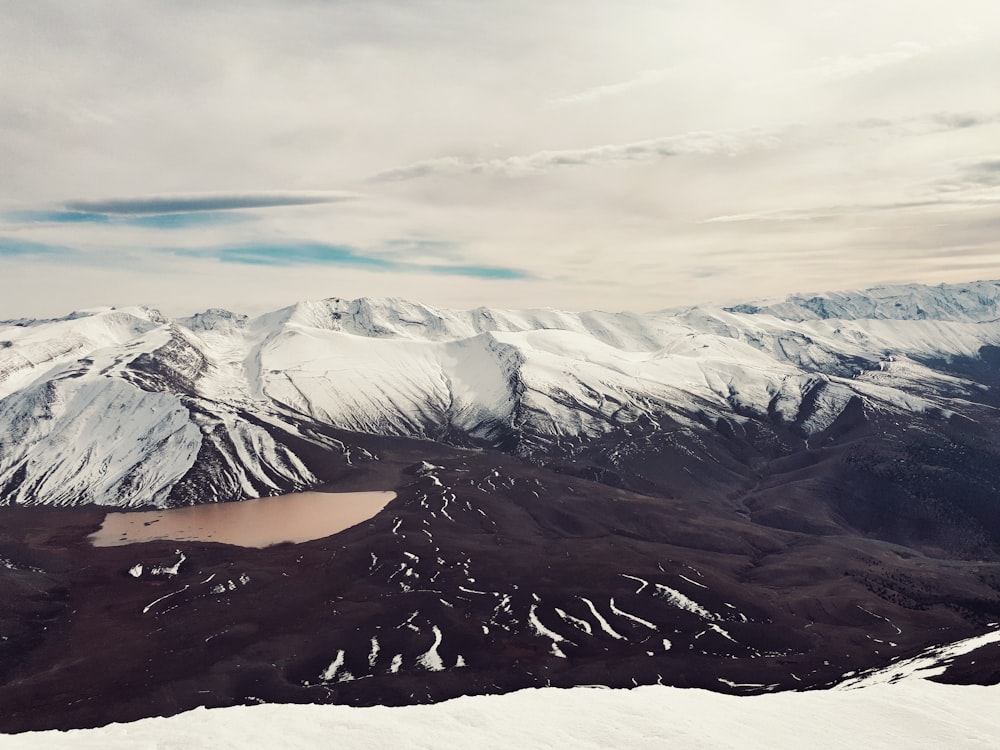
[0,236,73,256]
[6,209,248,230]
[7,210,111,225]
[175,242,397,268]
[123,212,250,229]
[426,264,529,279]
[170,241,530,279]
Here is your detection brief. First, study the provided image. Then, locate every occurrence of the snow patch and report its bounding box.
[416,626,445,671]
[579,597,626,640]
[320,650,355,683]
[529,604,572,658]
[653,584,715,620]
[609,597,657,630]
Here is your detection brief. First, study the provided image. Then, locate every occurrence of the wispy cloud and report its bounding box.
[850,111,1000,136]
[703,209,807,224]
[383,239,461,258]
[793,41,930,82]
[703,195,1000,225]
[373,108,1000,184]
[700,114,1000,226]
[63,191,359,215]
[934,157,1000,192]
[548,68,673,106]
[372,128,783,182]
[169,241,531,280]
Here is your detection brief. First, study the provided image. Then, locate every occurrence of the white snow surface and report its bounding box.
[4,281,1000,505]
[2,680,997,749]
[837,624,1000,688]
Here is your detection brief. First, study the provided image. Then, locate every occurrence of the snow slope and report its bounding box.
[7,627,998,747]
[3,280,1000,506]
[2,675,996,749]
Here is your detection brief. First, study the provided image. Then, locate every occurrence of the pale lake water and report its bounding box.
[88,490,396,548]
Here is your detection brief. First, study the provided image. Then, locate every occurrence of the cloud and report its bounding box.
[374,109,1000,183]
[701,196,998,225]
[383,239,461,258]
[793,41,930,82]
[850,111,1000,135]
[372,128,784,182]
[703,209,805,224]
[548,68,673,106]
[63,191,359,215]
[168,241,531,279]
[2,2,999,318]
[934,157,1000,193]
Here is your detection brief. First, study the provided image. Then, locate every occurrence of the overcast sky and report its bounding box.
[2,0,999,318]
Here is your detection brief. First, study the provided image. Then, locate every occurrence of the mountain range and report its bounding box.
[1,280,1000,732]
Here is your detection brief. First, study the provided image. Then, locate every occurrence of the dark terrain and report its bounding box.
[2,416,1000,733]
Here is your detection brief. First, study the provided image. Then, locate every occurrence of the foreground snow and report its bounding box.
[2,679,997,749]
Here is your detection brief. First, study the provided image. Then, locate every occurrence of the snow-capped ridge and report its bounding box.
[724,280,1000,323]
[4,279,1000,507]
[177,308,248,333]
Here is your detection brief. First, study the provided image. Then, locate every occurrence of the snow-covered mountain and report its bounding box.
[5,282,1000,734]
[3,280,1000,510]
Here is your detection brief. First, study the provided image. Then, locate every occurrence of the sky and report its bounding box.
[1,0,999,318]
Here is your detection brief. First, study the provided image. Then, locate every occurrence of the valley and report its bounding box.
[2,281,1000,732]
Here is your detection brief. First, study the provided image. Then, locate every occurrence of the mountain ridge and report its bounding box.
[3,280,1000,732]
[4,279,1000,512]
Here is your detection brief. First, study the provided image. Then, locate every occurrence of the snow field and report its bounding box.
[3,679,997,750]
